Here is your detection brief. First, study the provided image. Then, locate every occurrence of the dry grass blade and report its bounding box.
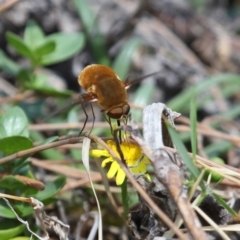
[193,205,231,240]
[0,193,32,203]
[0,173,45,190]
[0,0,21,13]
[0,136,82,165]
[82,137,102,240]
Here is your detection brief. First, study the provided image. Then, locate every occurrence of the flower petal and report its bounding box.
[142,156,151,164]
[90,149,108,158]
[131,161,147,174]
[107,161,119,178]
[101,157,113,168]
[137,161,147,172]
[145,173,151,181]
[116,167,125,185]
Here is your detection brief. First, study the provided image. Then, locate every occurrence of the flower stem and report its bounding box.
[121,178,129,219]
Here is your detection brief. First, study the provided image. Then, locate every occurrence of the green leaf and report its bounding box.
[33,176,66,200]
[0,176,26,190]
[74,0,95,30]
[67,108,79,135]
[203,157,224,182]
[190,90,197,159]
[213,193,237,217]
[0,200,16,218]
[112,38,141,80]
[24,73,72,97]
[41,136,59,144]
[121,179,129,219]
[6,32,34,60]
[0,125,7,139]
[24,20,45,48]
[0,201,33,218]
[40,33,85,65]
[12,160,31,175]
[0,50,20,75]
[167,74,240,112]
[217,105,240,123]
[0,107,29,137]
[0,136,33,156]
[0,221,25,240]
[73,0,110,65]
[205,140,232,158]
[167,123,203,189]
[30,131,65,160]
[131,82,155,121]
[34,40,56,58]
[0,199,37,218]
[0,177,65,218]
[27,83,73,97]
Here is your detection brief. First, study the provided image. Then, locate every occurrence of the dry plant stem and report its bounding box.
[163,146,240,178]
[61,179,100,192]
[1,136,240,182]
[193,206,231,240]
[152,149,208,240]
[29,119,240,147]
[0,193,31,204]
[200,224,240,232]
[85,133,188,240]
[29,122,109,131]
[141,103,207,239]
[0,0,21,13]
[210,86,228,112]
[128,125,207,239]
[0,77,18,95]
[30,157,100,178]
[139,16,204,67]
[176,116,240,147]
[11,174,44,190]
[177,125,240,147]
[0,91,34,104]
[30,158,102,187]
[197,134,208,159]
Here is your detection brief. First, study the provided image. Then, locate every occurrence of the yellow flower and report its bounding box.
[90,140,151,185]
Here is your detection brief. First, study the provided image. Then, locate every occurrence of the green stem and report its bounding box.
[121,178,129,219]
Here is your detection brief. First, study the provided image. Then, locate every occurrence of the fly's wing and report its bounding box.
[44,92,98,121]
[124,71,160,89]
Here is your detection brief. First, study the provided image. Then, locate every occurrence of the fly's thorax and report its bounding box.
[78,64,120,91]
[86,84,97,93]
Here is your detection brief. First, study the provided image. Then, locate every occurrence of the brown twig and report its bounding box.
[132,103,208,239]
[176,116,240,147]
[29,122,110,131]
[0,136,82,165]
[152,149,208,240]
[0,0,22,13]
[0,91,34,104]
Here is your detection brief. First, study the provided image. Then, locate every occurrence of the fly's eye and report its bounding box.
[107,104,130,119]
[122,104,130,116]
[107,107,123,119]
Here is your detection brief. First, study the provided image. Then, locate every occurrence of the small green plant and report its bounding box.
[0,106,66,239]
[203,157,224,182]
[0,20,85,96]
